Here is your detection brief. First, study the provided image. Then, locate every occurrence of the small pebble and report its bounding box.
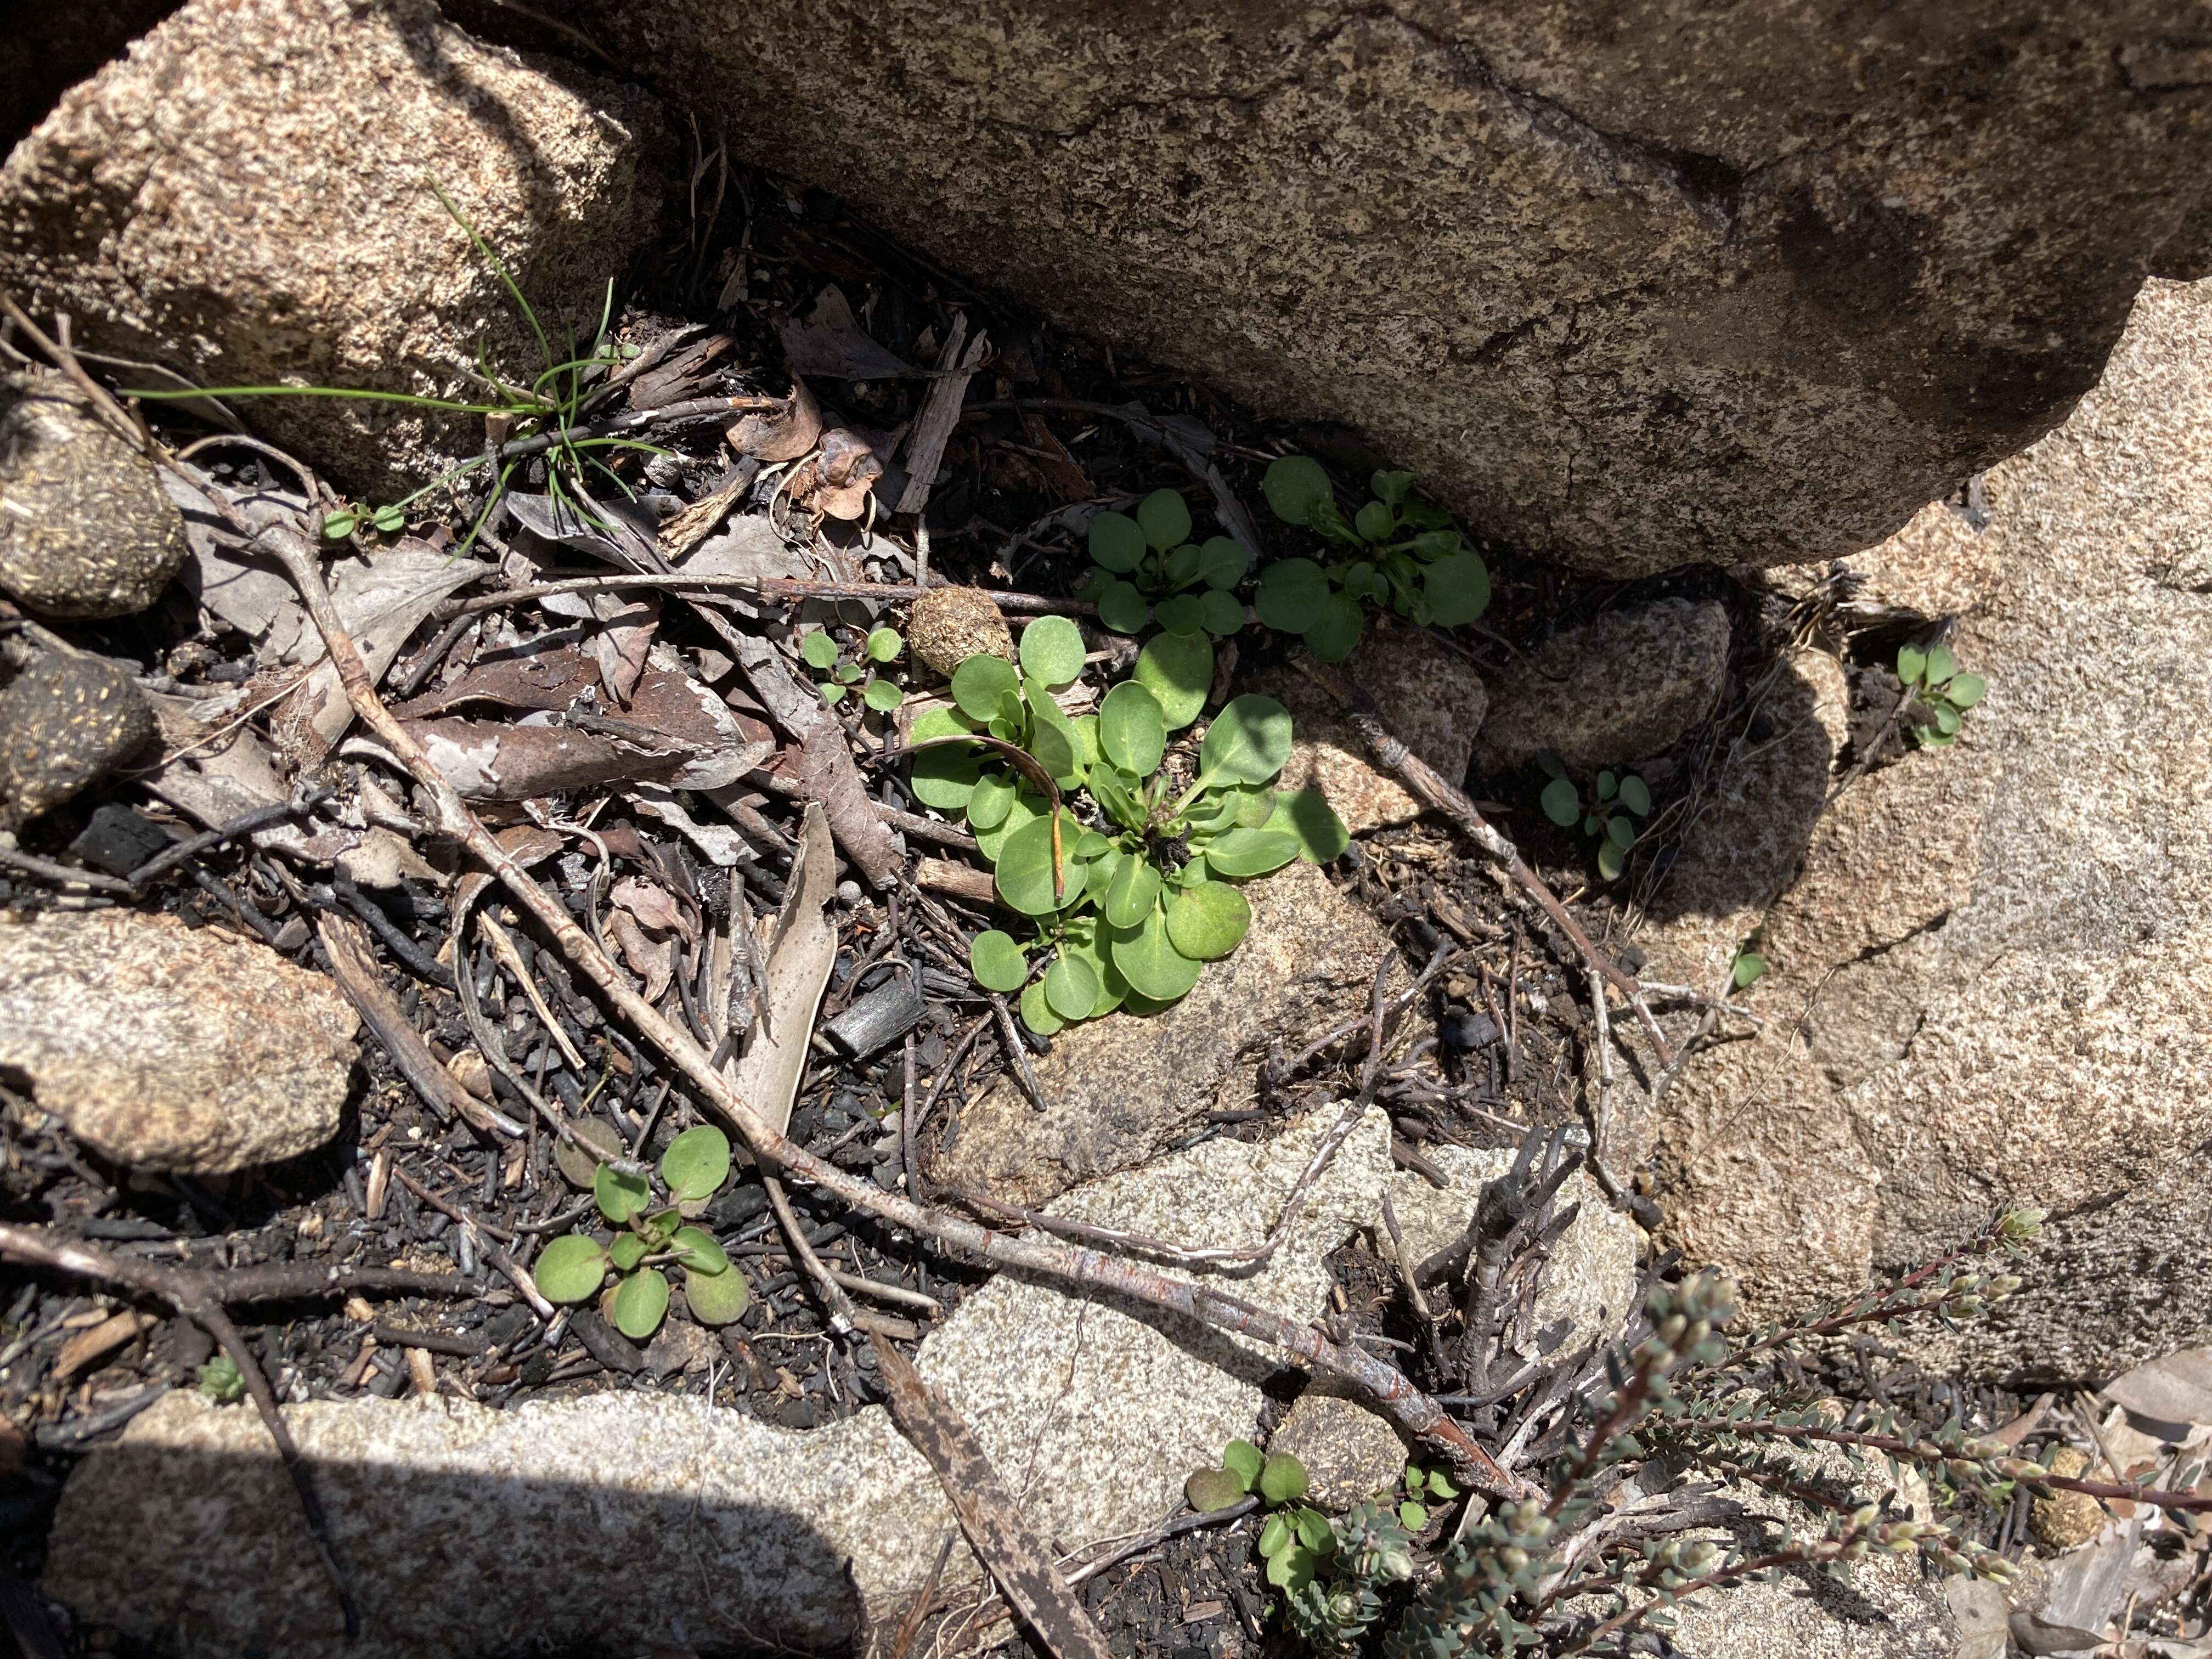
[834,879,862,909]
[1440,1009,1500,1051]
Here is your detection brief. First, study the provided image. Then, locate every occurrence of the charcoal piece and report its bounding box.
[567,1311,646,1375]
[820,976,926,1062]
[67,803,170,876]
[1440,1009,1500,1051]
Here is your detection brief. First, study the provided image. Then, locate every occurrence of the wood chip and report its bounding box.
[52,1311,151,1384]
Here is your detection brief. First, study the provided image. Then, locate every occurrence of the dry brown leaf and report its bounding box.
[789,427,885,521]
[2103,1347,2212,1431]
[610,875,693,941]
[726,379,824,466]
[776,286,915,381]
[734,803,836,1137]
[609,907,674,1005]
[589,592,659,704]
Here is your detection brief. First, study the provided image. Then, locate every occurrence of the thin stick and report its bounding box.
[433,571,1087,622]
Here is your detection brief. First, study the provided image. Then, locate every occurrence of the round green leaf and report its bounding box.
[321,510,359,539]
[1422,551,1490,626]
[1302,593,1364,663]
[533,1234,607,1304]
[1926,642,1959,686]
[1201,827,1300,879]
[1597,837,1626,882]
[1946,671,1987,709]
[951,654,1021,721]
[1607,815,1637,850]
[611,1266,670,1340]
[1295,1508,1333,1552]
[671,1225,729,1275]
[1153,594,1206,636]
[865,627,903,663]
[1263,788,1351,864]
[1262,456,1333,527]
[1254,558,1330,633]
[1044,952,1102,1022]
[1341,561,1374,600]
[1199,695,1294,785]
[1372,470,1414,504]
[994,810,1087,916]
[1186,1468,1248,1514]
[1025,684,1086,788]
[1107,906,1203,1002]
[966,771,1018,832]
[969,929,1030,993]
[908,744,981,811]
[1618,774,1652,816]
[1086,845,1124,900]
[1088,511,1145,573]
[1071,713,1102,771]
[1596,771,1618,801]
[1355,500,1395,543]
[1259,1453,1310,1506]
[661,1125,731,1201]
[608,1231,648,1272]
[371,504,407,534]
[1136,488,1192,551]
[1541,777,1581,827]
[1896,643,1927,687]
[1104,851,1163,928]
[595,1164,651,1225]
[1165,880,1250,960]
[683,1261,751,1325]
[1266,1548,1316,1593]
[863,678,905,713]
[1223,1439,1264,1488]
[1135,631,1213,730]
[975,789,1041,862]
[1933,701,1962,736]
[1018,614,1087,687]
[820,682,847,704]
[1536,750,1570,781]
[1098,684,1167,778]
[800,630,840,671]
[1095,579,1151,635]
[1258,1514,1291,1558]
[1400,1500,1429,1532]
[1197,537,1249,590]
[1163,543,1202,590]
[1018,976,1065,1037]
[1732,951,1768,989]
[1197,588,1245,636]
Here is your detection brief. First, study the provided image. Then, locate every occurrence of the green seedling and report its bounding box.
[534,1124,749,1339]
[918,633,1348,1030]
[128,180,660,554]
[1078,488,1251,637]
[1184,1441,1332,1591]
[1255,458,1489,661]
[1731,950,1768,990]
[196,1354,246,1404]
[1397,1463,1459,1533]
[1896,640,1985,748]
[802,623,905,712]
[1537,755,1654,881]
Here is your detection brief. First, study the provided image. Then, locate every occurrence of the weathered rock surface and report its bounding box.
[932,860,1395,1205]
[590,3,2212,577]
[45,1107,1391,1658]
[0,371,187,618]
[1645,278,2212,1379]
[1267,1387,1407,1513]
[0,908,359,1172]
[0,647,154,829]
[1246,619,1487,833]
[0,0,664,497]
[1470,598,1731,778]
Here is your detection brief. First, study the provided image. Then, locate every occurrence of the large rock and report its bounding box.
[589,3,2212,576]
[0,0,664,497]
[932,860,1396,1205]
[1644,276,2212,1380]
[43,1107,1391,1657]
[0,908,359,1172]
[0,371,187,618]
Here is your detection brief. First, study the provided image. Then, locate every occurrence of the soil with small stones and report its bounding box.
[0,142,2000,1659]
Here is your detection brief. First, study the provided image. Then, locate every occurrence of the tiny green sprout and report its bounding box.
[537,1124,748,1339]
[197,1353,246,1404]
[1537,754,1655,880]
[1896,639,1985,748]
[916,666,1348,1031]
[1079,489,1251,639]
[321,509,359,540]
[1256,458,1488,661]
[1732,950,1768,990]
[800,624,905,713]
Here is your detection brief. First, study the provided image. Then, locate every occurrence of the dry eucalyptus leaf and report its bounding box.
[733,802,836,1137]
[775,286,914,381]
[2102,1347,2212,1431]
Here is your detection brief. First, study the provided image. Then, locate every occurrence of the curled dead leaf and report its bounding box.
[727,379,824,465]
[789,428,884,521]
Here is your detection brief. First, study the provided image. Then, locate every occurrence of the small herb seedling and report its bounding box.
[1185,1441,1335,1592]
[1896,640,1985,747]
[801,623,905,712]
[1537,755,1654,881]
[1731,949,1768,990]
[534,1125,750,1339]
[197,1354,246,1404]
[1078,488,1250,637]
[1255,458,1489,661]
[1396,1463,1458,1533]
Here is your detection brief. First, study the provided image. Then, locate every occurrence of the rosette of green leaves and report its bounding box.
[963,691,1350,1034]
[905,616,1092,822]
[1538,755,1653,881]
[1255,458,1489,661]
[1897,640,1985,748]
[1079,488,1251,637]
[800,623,905,712]
[532,1125,750,1339]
